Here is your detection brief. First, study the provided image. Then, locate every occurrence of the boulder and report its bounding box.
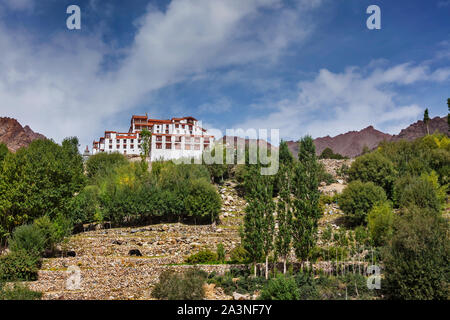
[232,292,249,300]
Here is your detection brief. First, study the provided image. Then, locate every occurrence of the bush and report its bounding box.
[151,268,207,300]
[85,152,128,179]
[185,249,218,264]
[367,202,394,246]
[348,152,396,198]
[33,215,70,253]
[185,179,221,223]
[216,243,226,263]
[0,250,41,282]
[229,245,250,264]
[8,224,46,256]
[68,185,101,225]
[394,174,443,214]
[339,180,387,226]
[295,271,319,299]
[383,206,449,300]
[0,138,85,242]
[0,282,42,300]
[259,274,300,300]
[319,147,346,160]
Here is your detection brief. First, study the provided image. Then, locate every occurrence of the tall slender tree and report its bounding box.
[292,136,321,263]
[423,108,430,135]
[242,163,275,278]
[447,98,449,132]
[275,140,294,274]
[139,128,152,172]
[275,164,293,274]
[242,164,264,277]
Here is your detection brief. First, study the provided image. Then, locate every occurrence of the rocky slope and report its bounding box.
[0,117,46,152]
[24,183,247,300]
[390,116,448,142]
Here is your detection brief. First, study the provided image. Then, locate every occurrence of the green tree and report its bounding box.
[292,136,321,262]
[0,143,8,164]
[423,108,430,135]
[348,152,396,198]
[393,174,443,214]
[0,138,85,241]
[447,98,449,132]
[85,152,128,179]
[139,128,152,172]
[241,164,266,276]
[339,180,387,226]
[367,202,394,246]
[383,206,449,300]
[275,164,293,274]
[259,274,300,300]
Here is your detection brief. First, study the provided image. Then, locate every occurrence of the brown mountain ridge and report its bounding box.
[0,117,46,152]
[287,116,448,158]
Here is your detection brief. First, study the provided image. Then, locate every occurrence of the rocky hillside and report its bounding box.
[0,117,46,152]
[391,116,448,142]
[287,115,448,158]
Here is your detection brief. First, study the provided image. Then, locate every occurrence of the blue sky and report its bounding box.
[0,0,449,149]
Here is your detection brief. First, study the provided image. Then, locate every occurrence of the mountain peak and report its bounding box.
[0,117,46,152]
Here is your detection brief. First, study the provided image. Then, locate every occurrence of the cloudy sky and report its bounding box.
[0,0,449,148]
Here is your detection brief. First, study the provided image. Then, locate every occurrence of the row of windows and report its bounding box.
[108,144,140,150]
[155,136,207,143]
[155,143,209,150]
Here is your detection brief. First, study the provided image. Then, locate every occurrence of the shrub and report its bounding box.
[85,152,128,179]
[295,271,319,299]
[229,245,250,264]
[0,250,41,282]
[151,268,207,300]
[319,147,346,160]
[33,215,70,253]
[367,202,394,246]
[0,138,85,241]
[354,226,371,246]
[348,152,396,198]
[394,175,442,213]
[68,185,101,224]
[185,179,221,223]
[8,224,46,256]
[185,249,218,264]
[0,282,42,300]
[339,180,387,226]
[259,274,300,300]
[383,206,449,300]
[216,243,226,263]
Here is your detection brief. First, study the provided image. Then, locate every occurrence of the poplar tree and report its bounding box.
[242,164,264,277]
[242,163,275,278]
[275,141,294,274]
[139,128,152,172]
[423,108,430,135]
[261,177,275,280]
[292,136,321,263]
[447,98,449,132]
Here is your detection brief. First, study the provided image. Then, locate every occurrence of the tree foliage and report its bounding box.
[339,180,387,226]
[348,152,396,198]
[292,136,321,261]
[383,206,449,300]
[0,138,85,241]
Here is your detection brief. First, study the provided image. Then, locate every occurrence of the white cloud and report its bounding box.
[0,0,321,149]
[236,62,450,140]
[2,0,35,11]
[198,97,232,114]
